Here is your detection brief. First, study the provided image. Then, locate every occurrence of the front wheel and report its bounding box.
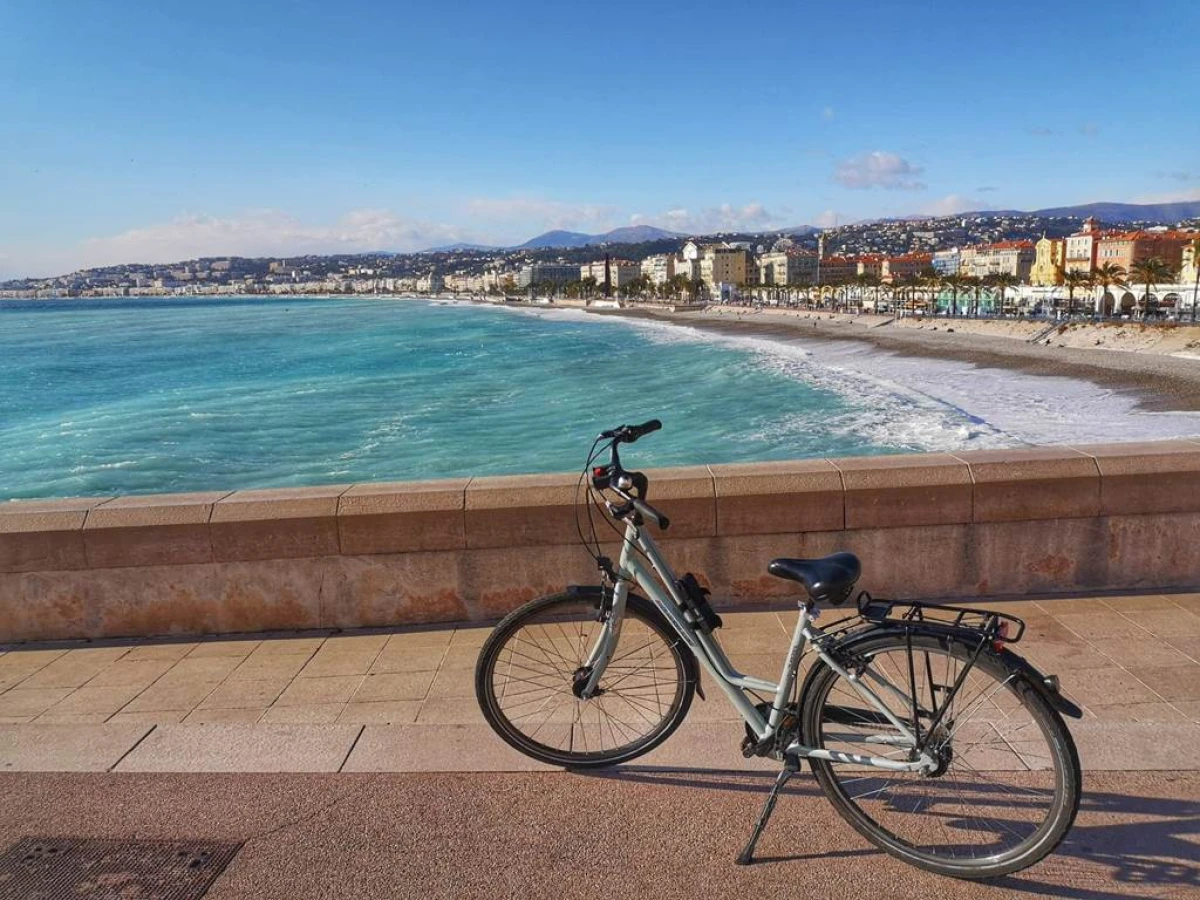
[801,631,1081,879]
[475,591,696,768]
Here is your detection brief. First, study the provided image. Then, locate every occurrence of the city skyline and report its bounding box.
[2,0,1198,279]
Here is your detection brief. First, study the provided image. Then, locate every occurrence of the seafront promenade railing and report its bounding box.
[1,441,1198,642]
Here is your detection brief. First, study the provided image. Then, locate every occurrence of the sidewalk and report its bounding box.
[1,593,1199,773]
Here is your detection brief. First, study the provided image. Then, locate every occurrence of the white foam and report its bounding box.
[544,308,1200,450]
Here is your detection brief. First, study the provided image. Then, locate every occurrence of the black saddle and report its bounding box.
[768,552,861,606]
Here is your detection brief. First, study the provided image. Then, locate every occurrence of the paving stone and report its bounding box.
[413,702,486,725]
[187,639,262,658]
[260,704,346,724]
[86,659,173,689]
[228,654,312,682]
[0,724,153,771]
[122,679,221,713]
[1098,638,1194,668]
[369,645,447,674]
[1052,611,1150,641]
[298,651,378,678]
[44,684,142,717]
[276,675,364,706]
[1065,669,1161,706]
[424,669,474,700]
[122,642,199,661]
[382,629,454,650]
[156,657,242,683]
[447,628,492,650]
[250,636,327,657]
[351,672,434,703]
[115,724,363,772]
[0,688,73,718]
[108,710,187,725]
[322,634,389,653]
[1070,722,1200,770]
[199,679,290,709]
[183,708,266,724]
[1127,666,1200,702]
[338,701,423,725]
[1119,607,1200,637]
[1084,702,1188,723]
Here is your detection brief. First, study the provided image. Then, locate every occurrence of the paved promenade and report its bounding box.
[1,592,1199,772]
[1,593,1199,898]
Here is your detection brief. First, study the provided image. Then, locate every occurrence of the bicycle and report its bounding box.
[475,420,1083,879]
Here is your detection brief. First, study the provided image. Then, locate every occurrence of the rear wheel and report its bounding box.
[476,592,696,768]
[801,631,1081,879]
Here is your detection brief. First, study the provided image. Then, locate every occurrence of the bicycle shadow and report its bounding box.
[578,766,1200,899]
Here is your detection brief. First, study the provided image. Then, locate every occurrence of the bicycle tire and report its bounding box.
[801,630,1081,879]
[476,591,697,768]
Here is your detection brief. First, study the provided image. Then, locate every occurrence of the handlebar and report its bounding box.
[599,419,661,445]
[590,419,670,530]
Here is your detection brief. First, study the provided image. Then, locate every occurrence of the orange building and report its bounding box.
[816,256,857,284]
[1064,216,1101,274]
[1095,231,1189,276]
[881,252,933,284]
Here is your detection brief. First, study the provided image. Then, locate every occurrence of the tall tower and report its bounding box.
[817,234,826,260]
[603,254,612,298]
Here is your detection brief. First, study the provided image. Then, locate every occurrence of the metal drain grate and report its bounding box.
[0,837,241,900]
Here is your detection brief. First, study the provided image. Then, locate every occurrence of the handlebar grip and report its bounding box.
[631,498,670,531]
[625,419,662,443]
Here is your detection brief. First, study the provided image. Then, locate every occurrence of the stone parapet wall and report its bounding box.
[2,441,1199,642]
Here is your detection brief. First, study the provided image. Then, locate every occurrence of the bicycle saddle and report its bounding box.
[767,552,861,605]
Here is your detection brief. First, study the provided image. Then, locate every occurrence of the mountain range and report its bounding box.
[424,200,1200,253]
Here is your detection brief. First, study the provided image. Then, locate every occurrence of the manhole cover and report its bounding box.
[0,837,241,900]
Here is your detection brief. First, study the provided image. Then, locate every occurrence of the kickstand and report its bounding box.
[735,753,800,866]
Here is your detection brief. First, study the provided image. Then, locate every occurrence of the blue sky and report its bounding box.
[2,0,1197,277]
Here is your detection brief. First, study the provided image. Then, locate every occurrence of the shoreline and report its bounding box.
[591,306,1200,414]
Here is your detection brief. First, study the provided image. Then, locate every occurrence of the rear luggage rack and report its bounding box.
[856,592,1026,643]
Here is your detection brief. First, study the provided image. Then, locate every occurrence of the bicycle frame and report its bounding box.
[582,518,936,774]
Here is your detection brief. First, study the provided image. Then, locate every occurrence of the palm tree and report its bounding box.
[1061,270,1091,318]
[988,273,1020,318]
[1129,257,1175,320]
[1091,263,1127,319]
[940,273,965,317]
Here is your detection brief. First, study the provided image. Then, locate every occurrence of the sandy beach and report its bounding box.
[592,305,1200,413]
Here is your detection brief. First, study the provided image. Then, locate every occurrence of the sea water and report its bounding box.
[1,296,1197,500]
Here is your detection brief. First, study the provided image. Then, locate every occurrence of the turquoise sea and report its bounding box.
[2,296,1197,500]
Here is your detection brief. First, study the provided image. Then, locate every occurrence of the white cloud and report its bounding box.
[834,152,926,190]
[812,209,845,228]
[630,203,783,234]
[71,208,472,269]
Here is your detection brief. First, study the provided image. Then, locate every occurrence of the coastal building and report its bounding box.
[1095,231,1188,275]
[674,241,702,283]
[855,255,885,279]
[959,241,1035,281]
[580,259,640,288]
[640,254,676,285]
[1030,237,1066,286]
[881,252,933,284]
[700,245,755,289]
[758,249,818,286]
[931,249,961,276]
[1064,216,1101,274]
[416,269,444,292]
[1181,241,1200,287]
[519,263,579,288]
[815,256,857,285]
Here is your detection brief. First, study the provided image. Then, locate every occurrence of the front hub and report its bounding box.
[571,666,602,699]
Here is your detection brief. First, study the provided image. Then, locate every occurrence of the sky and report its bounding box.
[2,0,1198,278]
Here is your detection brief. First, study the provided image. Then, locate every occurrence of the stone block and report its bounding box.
[210,485,348,562]
[83,492,230,568]
[0,497,106,573]
[322,552,468,629]
[1074,441,1200,516]
[338,478,469,555]
[831,453,972,529]
[639,465,716,539]
[711,459,843,536]
[953,447,1100,523]
[464,471,578,549]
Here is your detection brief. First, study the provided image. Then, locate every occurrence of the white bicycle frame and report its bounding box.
[582,517,937,774]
